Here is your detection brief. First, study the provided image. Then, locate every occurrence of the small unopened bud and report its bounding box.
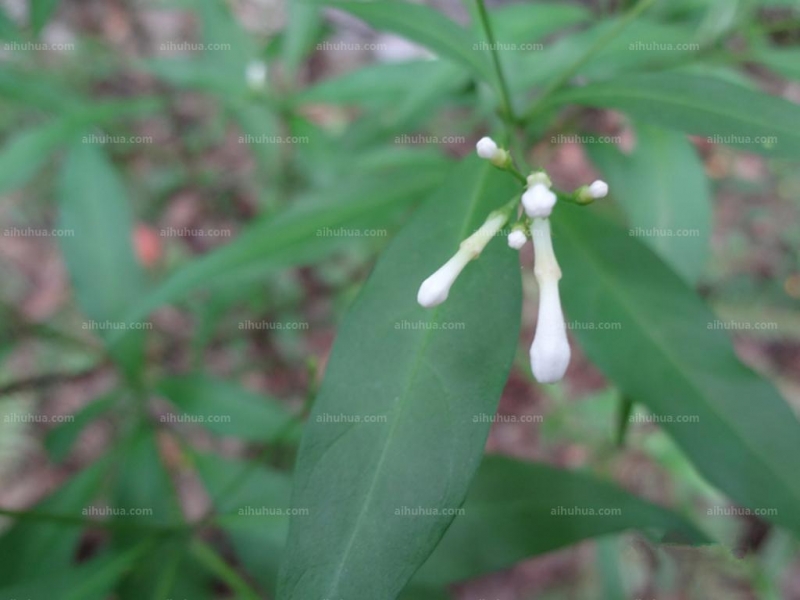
[588,180,609,198]
[417,212,507,308]
[246,60,267,91]
[522,183,557,218]
[507,229,527,250]
[476,137,509,168]
[476,137,498,159]
[577,180,609,204]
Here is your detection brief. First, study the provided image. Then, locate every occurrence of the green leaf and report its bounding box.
[110,429,183,599]
[489,1,590,45]
[552,205,800,536]
[0,547,146,600]
[57,144,147,377]
[0,460,108,586]
[324,0,494,84]
[512,19,702,92]
[157,375,299,443]
[112,164,448,337]
[0,68,83,112]
[753,48,800,81]
[587,123,712,283]
[299,60,457,106]
[0,120,78,195]
[282,1,323,76]
[410,455,709,587]
[0,96,163,196]
[545,73,800,157]
[195,453,292,594]
[277,158,521,599]
[197,0,254,79]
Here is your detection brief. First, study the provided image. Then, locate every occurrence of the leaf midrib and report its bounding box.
[324,165,494,597]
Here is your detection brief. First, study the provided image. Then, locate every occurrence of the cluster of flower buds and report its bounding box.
[416,136,609,384]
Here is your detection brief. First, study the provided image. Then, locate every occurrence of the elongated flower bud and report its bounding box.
[417,212,506,308]
[529,218,570,383]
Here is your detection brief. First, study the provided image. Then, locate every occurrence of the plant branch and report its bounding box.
[474,0,517,135]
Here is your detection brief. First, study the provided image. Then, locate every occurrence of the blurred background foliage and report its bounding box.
[0,0,799,598]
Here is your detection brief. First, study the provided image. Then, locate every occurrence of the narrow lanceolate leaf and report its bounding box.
[0,120,76,195]
[58,144,147,378]
[195,454,293,594]
[277,158,521,600]
[753,48,800,81]
[324,0,495,84]
[553,205,800,536]
[546,73,800,157]
[0,460,108,587]
[157,375,299,443]
[587,123,711,284]
[410,455,710,588]
[0,99,164,195]
[113,165,447,337]
[0,547,146,600]
[282,0,323,76]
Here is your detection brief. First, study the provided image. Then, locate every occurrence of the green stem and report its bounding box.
[506,162,527,185]
[523,0,658,123]
[473,0,517,133]
[190,539,262,600]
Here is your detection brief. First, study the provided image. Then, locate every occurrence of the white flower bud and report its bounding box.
[476,137,509,167]
[507,230,527,250]
[417,212,506,308]
[588,180,608,199]
[246,60,267,91]
[476,137,499,160]
[529,218,570,383]
[521,183,557,218]
[417,252,471,308]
